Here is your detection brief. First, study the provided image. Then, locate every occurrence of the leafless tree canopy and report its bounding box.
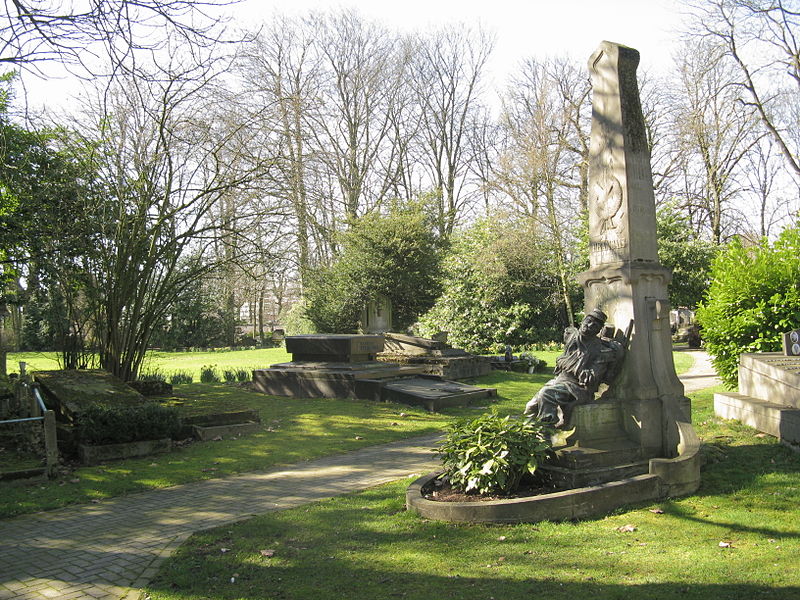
[0,0,237,75]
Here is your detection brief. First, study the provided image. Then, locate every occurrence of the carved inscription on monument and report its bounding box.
[587,42,658,267]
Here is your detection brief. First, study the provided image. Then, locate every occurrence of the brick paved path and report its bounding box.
[0,353,720,600]
[0,433,442,600]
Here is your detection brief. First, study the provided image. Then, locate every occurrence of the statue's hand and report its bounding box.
[578,369,596,387]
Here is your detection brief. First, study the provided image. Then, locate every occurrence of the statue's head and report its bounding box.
[579,309,607,337]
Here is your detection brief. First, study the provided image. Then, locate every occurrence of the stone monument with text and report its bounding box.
[542,41,700,493]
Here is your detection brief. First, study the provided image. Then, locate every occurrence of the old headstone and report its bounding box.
[360,295,393,334]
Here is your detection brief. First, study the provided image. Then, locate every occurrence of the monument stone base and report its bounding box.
[714,352,800,450]
[253,335,496,411]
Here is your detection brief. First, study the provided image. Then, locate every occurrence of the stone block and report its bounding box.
[739,353,800,409]
[191,422,262,441]
[78,438,171,465]
[715,391,800,445]
[285,335,384,363]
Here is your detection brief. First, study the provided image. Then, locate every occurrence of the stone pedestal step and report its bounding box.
[714,391,800,449]
[192,422,262,441]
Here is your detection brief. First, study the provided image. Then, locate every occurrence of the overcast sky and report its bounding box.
[235,0,687,84]
[20,0,687,112]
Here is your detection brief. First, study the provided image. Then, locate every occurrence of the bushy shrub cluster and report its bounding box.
[437,411,552,495]
[697,228,800,387]
[77,403,181,445]
[419,216,579,353]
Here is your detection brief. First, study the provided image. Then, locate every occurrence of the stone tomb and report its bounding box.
[252,334,496,411]
[714,352,800,450]
[377,332,492,380]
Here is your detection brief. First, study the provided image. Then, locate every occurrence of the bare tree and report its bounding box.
[310,10,408,222]
[57,47,271,380]
[410,25,494,237]
[686,0,800,180]
[237,17,325,287]
[0,0,238,77]
[490,57,591,325]
[670,37,761,242]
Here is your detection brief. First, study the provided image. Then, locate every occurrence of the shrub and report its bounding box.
[200,365,221,383]
[418,215,578,353]
[696,228,800,387]
[222,369,237,383]
[169,371,194,385]
[437,411,553,495]
[138,370,166,382]
[235,369,250,382]
[76,403,181,445]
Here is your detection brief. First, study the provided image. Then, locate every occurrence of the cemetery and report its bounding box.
[1,2,800,600]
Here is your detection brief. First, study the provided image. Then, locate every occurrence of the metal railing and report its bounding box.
[0,365,59,478]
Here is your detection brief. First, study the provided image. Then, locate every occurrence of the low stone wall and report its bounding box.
[78,438,172,465]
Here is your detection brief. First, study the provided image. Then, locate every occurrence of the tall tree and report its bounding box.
[489,57,590,325]
[686,0,800,182]
[410,25,494,237]
[670,37,761,242]
[58,50,271,380]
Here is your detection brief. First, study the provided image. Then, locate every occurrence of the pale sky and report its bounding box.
[20,1,686,111]
[235,0,686,84]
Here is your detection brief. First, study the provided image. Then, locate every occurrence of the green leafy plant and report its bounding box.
[235,369,250,382]
[168,370,193,384]
[697,227,800,387]
[222,369,237,383]
[436,411,553,495]
[200,365,221,383]
[138,370,166,382]
[76,403,181,445]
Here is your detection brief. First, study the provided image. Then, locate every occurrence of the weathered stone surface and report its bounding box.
[78,438,171,465]
[715,391,800,447]
[191,422,262,441]
[739,352,800,409]
[285,334,384,362]
[256,334,495,409]
[34,370,145,422]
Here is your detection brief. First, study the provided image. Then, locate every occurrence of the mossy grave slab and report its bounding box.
[34,370,144,421]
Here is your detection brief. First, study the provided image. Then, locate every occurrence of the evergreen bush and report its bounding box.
[77,403,180,445]
[697,228,800,387]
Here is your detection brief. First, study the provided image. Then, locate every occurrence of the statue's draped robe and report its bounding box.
[526,328,622,427]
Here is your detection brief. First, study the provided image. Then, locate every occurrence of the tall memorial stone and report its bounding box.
[406,42,701,525]
[577,41,691,460]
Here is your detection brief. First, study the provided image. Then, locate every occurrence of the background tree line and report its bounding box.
[2,0,800,375]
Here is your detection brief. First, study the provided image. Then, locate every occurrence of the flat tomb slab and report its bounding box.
[715,391,800,446]
[34,370,144,422]
[285,334,384,362]
[739,353,800,408]
[380,377,497,411]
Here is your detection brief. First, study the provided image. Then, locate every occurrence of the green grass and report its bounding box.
[6,347,293,381]
[0,349,694,519]
[146,384,800,600]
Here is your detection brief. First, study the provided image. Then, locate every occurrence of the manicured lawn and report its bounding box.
[0,349,694,519]
[146,385,800,600]
[6,347,293,381]
[0,360,560,518]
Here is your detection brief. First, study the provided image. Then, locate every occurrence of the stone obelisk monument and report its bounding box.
[578,41,689,459]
